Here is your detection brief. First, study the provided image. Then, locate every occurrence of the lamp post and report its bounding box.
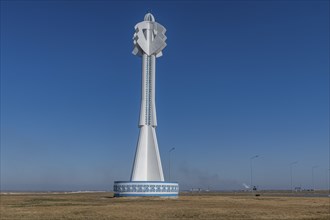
[325,168,330,193]
[327,169,330,197]
[168,147,175,181]
[312,165,318,191]
[290,161,298,192]
[250,155,259,190]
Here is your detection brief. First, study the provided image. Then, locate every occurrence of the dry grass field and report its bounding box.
[0,192,329,219]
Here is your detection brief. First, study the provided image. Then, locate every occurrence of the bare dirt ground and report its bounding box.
[0,192,329,219]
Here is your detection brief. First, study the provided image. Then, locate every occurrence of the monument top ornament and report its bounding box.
[132,13,167,57]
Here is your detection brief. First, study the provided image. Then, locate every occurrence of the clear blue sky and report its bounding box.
[1,0,329,191]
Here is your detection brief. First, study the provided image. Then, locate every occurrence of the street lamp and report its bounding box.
[250,155,259,190]
[312,165,318,191]
[290,161,298,192]
[168,147,175,181]
[327,169,330,195]
[325,168,330,193]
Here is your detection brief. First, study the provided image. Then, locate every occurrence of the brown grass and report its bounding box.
[0,192,329,219]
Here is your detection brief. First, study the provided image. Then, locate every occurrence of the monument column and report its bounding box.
[113,13,179,197]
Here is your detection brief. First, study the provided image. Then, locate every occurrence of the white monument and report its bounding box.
[113,13,179,197]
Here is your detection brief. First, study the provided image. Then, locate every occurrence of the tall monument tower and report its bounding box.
[113,13,179,197]
[131,13,165,182]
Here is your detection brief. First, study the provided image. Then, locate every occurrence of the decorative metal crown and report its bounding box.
[132,13,167,58]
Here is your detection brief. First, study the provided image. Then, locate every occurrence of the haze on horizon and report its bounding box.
[1,1,329,191]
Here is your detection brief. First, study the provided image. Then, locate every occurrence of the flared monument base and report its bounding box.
[113,181,179,197]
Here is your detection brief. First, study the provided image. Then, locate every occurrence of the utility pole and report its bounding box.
[168,147,175,181]
[290,161,298,192]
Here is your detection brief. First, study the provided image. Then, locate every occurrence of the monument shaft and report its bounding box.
[140,54,156,127]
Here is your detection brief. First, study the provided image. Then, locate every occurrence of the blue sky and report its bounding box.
[1,0,329,191]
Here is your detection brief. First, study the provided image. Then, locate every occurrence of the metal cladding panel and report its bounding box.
[150,126,163,179]
[130,126,164,181]
[130,128,147,180]
[139,54,147,127]
[151,55,157,127]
